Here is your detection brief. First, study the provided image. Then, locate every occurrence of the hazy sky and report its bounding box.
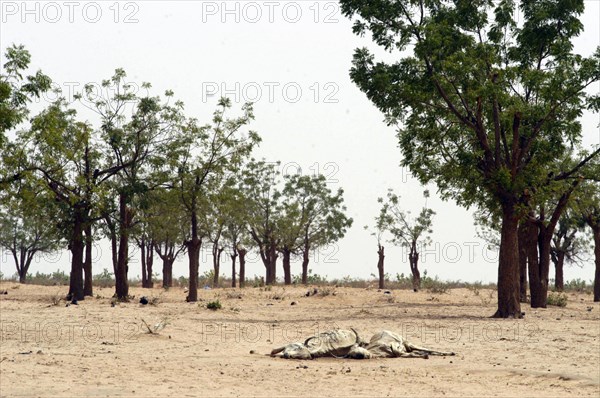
[1,1,599,284]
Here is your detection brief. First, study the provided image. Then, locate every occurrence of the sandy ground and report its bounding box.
[0,282,599,398]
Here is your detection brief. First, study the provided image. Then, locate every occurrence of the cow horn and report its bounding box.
[350,328,361,345]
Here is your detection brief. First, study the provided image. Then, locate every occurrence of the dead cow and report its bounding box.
[270,329,454,359]
[349,330,455,359]
[270,329,363,359]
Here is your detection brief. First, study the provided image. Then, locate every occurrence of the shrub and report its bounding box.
[93,268,114,288]
[28,269,69,286]
[206,300,222,310]
[547,292,568,307]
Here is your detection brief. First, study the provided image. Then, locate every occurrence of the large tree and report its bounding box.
[176,99,259,301]
[341,0,600,317]
[83,70,184,300]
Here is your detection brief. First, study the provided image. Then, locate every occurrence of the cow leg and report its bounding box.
[404,341,455,356]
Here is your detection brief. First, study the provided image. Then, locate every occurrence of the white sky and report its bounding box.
[1,0,599,284]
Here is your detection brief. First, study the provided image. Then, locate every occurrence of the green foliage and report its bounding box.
[547,292,568,307]
[563,278,592,293]
[0,44,51,145]
[206,300,222,310]
[27,269,69,286]
[292,269,328,285]
[93,268,115,288]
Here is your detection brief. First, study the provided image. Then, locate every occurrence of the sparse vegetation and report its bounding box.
[206,300,222,310]
[547,292,568,307]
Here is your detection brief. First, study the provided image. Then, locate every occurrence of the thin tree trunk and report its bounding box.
[282,247,292,285]
[115,193,132,300]
[212,243,223,288]
[301,241,310,285]
[186,207,202,302]
[377,244,385,289]
[517,222,528,302]
[83,223,93,296]
[494,205,522,318]
[267,241,278,285]
[237,247,247,288]
[141,239,147,288]
[68,210,85,301]
[553,251,565,292]
[593,227,600,302]
[530,228,552,308]
[141,239,154,288]
[409,241,420,292]
[231,250,237,288]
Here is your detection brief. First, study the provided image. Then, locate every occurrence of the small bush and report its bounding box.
[28,269,69,286]
[563,278,591,293]
[547,292,567,307]
[93,268,114,288]
[206,300,222,310]
[422,274,449,294]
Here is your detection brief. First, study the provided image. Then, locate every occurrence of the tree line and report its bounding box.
[0,45,352,302]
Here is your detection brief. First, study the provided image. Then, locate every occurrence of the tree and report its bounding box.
[243,160,281,285]
[280,174,353,285]
[550,209,588,291]
[365,203,390,289]
[176,99,259,301]
[276,192,303,285]
[23,101,100,300]
[215,178,251,288]
[0,44,50,150]
[0,177,60,283]
[381,190,434,291]
[84,70,184,300]
[578,182,600,301]
[341,0,600,317]
[139,188,186,289]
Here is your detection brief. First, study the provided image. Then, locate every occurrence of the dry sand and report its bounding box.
[0,282,599,397]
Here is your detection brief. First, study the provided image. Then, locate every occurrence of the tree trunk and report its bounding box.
[68,210,85,301]
[553,251,565,292]
[282,247,292,285]
[530,226,552,308]
[83,223,93,296]
[517,222,528,302]
[265,241,278,285]
[161,257,174,288]
[141,240,147,287]
[15,248,33,284]
[231,251,237,288]
[186,208,202,302]
[377,244,385,289]
[409,241,420,292]
[301,241,310,285]
[494,205,522,318]
[141,239,154,288]
[115,193,132,300]
[187,239,201,301]
[593,227,600,302]
[212,243,223,288]
[237,247,247,288]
